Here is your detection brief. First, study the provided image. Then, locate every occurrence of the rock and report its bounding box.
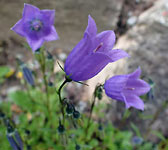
[58,53,67,61]
[127,16,138,26]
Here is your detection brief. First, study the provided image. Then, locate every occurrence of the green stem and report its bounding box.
[57,79,68,124]
[145,100,168,139]
[85,95,96,140]
[40,49,51,119]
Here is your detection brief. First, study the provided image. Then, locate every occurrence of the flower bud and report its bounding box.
[7,124,14,134]
[27,145,31,150]
[48,81,55,94]
[132,136,143,145]
[34,49,42,62]
[14,130,23,149]
[25,129,31,136]
[46,51,54,72]
[147,79,155,101]
[47,51,53,60]
[98,124,103,131]
[94,85,103,100]
[75,144,81,150]
[7,134,20,150]
[0,111,5,119]
[57,124,65,134]
[73,110,80,119]
[66,103,74,115]
[22,66,35,86]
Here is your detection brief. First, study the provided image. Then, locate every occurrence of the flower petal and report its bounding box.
[65,52,112,81]
[95,30,116,52]
[104,75,128,101]
[128,67,141,79]
[26,37,44,52]
[122,93,144,110]
[41,9,55,25]
[65,33,93,69]
[11,19,25,37]
[124,79,150,96]
[22,3,40,19]
[85,15,97,37]
[103,49,129,62]
[44,26,59,41]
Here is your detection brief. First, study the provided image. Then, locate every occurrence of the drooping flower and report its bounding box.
[64,15,129,81]
[22,66,35,86]
[104,68,150,110]
[11,3,59,51]
[6,120,23,150]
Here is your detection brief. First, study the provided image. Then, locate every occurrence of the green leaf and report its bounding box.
[130,123,141,137]
[151,130,166,141]
[0,66,10,78]
[8,90,33,111]
[123,109,131,120]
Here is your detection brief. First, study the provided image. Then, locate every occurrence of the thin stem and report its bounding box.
[145,100,168,139]
[85,95,96,140]
[57,79,68,124]
[40,49,51,119]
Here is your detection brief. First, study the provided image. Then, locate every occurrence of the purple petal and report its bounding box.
[22,3,40,19]
[22,66,35,86]
[11,19,25,37]
[95,30,116,52]
[40,9,55,25]
[65,33,93,69]
[103,49,129,62]
[128,67,141,79]
[104,75,128,101]
[85,15,97,37]
[7,135,20,150]
[124,79,150,96]
[65,52,112,81]
[44,26,59,41]
[122,93,144,110]
[26,37,44,52]
[14,131,23,149]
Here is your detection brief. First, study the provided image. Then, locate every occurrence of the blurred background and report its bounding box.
[0,0,168,143]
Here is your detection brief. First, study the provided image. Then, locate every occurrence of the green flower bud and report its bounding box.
[66,103,74,115]
[73,111,80,119]
[57,124,65,134]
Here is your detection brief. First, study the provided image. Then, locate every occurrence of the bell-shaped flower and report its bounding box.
[104,68,150,110]
[11,3,59,51]
[22,65,35,86]
[64,15,129,81]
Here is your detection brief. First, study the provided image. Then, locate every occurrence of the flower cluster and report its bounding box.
[12,3,150,111]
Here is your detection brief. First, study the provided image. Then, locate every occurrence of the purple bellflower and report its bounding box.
[64,15,129,81]
[104,68,150,110]
[11,3,59,51]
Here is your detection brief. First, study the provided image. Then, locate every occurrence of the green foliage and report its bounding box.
[130,123,141,137]
[0,65,11,83]
[0,87,156,150]
[0,51,160,150]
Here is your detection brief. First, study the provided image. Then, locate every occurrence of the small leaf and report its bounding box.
[0,66,10,78]
[151,130,166,141]
[9,90,33,112]
[130,123,141,137]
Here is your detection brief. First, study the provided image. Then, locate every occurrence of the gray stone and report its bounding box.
[119,0,168,101]
[127,16,138,26]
